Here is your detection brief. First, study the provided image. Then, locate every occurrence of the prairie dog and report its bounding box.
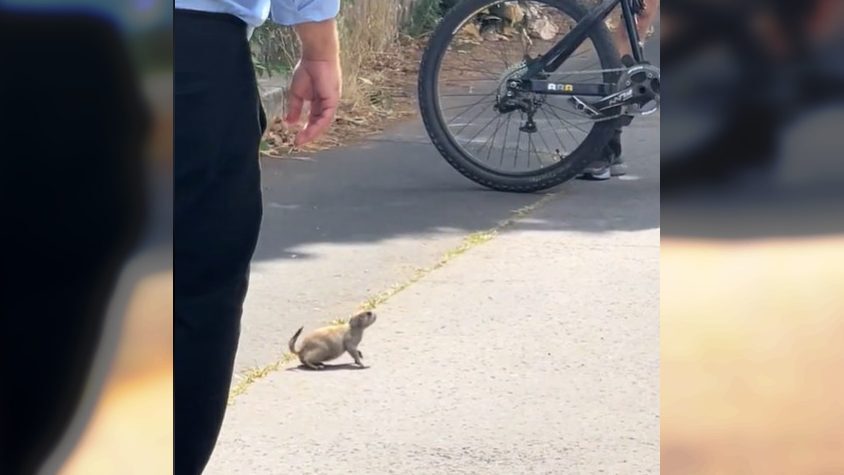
[288,310,377,369]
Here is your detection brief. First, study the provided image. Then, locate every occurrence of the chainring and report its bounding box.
[615,63,660,115]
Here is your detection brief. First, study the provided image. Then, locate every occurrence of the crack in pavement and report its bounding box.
[227,191,560,404]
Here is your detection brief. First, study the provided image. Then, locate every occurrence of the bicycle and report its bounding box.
[418,0,660,192]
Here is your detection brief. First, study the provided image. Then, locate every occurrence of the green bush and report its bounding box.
[250,23,298,78]
[403,0,445,37]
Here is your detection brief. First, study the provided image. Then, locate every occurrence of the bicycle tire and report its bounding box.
[418,0,623,192]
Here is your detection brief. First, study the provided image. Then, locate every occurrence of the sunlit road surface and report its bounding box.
[661,237,844,474]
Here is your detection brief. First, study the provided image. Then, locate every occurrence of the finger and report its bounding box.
[284,94,304,126]
[296,99,337,146]
[296,105,335,146]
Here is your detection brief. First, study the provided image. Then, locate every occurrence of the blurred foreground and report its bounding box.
[0,2,172,474]
[662,237,844,473]
[661,0,844,472]
[59,272,172,475]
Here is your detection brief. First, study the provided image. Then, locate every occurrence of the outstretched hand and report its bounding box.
[284,58,342,147]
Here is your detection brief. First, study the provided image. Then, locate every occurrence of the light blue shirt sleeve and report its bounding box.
[175,0,339,27]
[270,0,341,26]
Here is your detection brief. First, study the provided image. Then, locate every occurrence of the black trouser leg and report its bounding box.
[606,113,633,160]
[605,127,623,159]
[174,10,266,475]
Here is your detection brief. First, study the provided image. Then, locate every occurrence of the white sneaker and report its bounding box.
[610,156,627,176]
[577,161,611,180]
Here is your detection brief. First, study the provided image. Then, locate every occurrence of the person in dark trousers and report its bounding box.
[579,0,660,180]
[173,1,341,473]
[1,11,148,474]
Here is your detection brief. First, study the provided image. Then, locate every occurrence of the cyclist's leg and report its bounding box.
[577,122,626,180]
[608,0,659,177]
[614,0,660,57]
[580,1,660,180]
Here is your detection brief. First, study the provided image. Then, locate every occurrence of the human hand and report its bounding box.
[284,59,341,147]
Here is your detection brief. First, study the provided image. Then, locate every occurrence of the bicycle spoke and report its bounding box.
[496,43,511,70]
[569,49,593,60]
[429,0,614,178]
[543,105,587,147]
[499,112,512,167]
[522,28,530,59]
[543,102,592,135]
[439,77,501,83]
[458,58,504,78]
[514,113,522,168]
[440,93,497,97]
[527,132,533,167]
[441,101,487,112]
[461,112,502,149]
[443,90,497,125]
[479,114,508,160]
[452,101,497,137]
[542,106,595,128]
[542,99,593,120]
[483,118,500,162]
[441,62,502,81]
[539,108,570,156]
[556,60,600,82]
[533,132,550,167]
[534,122,556,164]
[529,47,595,79]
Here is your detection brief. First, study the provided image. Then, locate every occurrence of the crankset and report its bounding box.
[569,63,660,119]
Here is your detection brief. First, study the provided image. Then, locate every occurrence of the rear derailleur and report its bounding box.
[494,94,542,132]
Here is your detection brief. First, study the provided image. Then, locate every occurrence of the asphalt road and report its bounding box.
[206,104,659,474]
[207,24,660,475]
[233,19,659,378]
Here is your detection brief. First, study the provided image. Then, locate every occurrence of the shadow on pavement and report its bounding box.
[286,363,369,372]
[251,20,660,263]
[253,110,660,262]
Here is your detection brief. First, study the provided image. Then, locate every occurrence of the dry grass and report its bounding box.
[262,35,423,156]
[337,0,401,105]
[259,0,425,158]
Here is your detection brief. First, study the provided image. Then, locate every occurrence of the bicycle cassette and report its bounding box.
[497,61,528,99]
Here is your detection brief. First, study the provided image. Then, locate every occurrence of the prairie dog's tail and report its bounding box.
[288,326,304,354]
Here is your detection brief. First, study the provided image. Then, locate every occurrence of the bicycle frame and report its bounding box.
[522,0,646,96]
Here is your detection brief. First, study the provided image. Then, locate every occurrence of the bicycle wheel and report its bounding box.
[419,0,623,192]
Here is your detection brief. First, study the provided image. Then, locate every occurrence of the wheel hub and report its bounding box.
[497,61,528,99]
[494,61,530,114]
[494,60,545,131]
